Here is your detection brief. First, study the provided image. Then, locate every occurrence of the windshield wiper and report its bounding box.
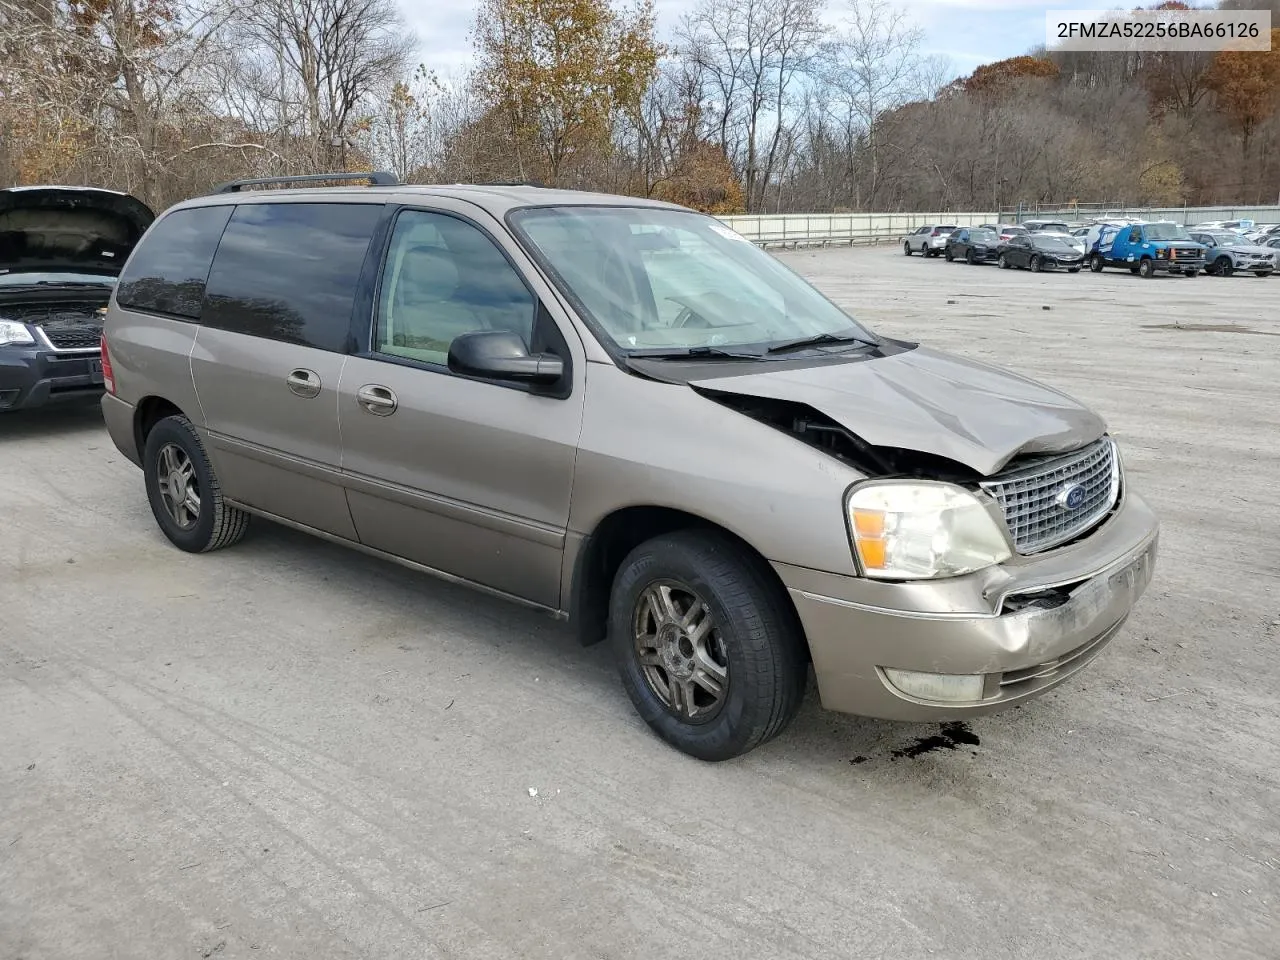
[628,345,767,361]
[766,332,875,355]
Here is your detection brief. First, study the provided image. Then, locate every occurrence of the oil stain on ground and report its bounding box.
[890,721,980,760]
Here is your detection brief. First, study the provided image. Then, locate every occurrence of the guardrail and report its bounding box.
[717,212,997,247]
[718,205,1280,246]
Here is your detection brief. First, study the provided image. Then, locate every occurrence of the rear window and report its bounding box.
[116,206,232,319]
[201,202,382,352]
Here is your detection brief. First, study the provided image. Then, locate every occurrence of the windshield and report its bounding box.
[1031,223,1070,233]
[510,206,877,353]
[1207,232,1241,245]
[1144,223,1192,241]
[0,270,117,287]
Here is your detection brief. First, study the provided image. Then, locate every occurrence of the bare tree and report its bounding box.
[819,0,924,210]
[235,0,414,167]
[677,0,825,210]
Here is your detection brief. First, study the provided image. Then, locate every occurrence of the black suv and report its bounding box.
[0,186,154,411]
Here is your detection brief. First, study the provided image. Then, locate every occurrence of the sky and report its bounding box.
[398,0,1058,79]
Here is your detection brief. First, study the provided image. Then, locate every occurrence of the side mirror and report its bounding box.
[447,330,564,384]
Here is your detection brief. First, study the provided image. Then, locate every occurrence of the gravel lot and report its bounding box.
[2,246,1277,960]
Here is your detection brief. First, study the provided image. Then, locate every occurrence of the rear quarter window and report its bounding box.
[201,202,382,352]
[116,205,233,319]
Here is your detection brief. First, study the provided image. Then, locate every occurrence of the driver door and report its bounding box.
[336,202,587,609]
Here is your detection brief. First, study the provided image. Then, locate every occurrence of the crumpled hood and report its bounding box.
[0,186,155,276]
[690,345,1107,476]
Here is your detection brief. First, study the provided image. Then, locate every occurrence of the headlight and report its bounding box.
[847,481,1012,580]
[0,319,35,346]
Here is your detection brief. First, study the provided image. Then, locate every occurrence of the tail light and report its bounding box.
[930,228,940,236]
[100,333,115,395]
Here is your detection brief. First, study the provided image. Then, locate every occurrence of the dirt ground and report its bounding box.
[2,246,1277,959]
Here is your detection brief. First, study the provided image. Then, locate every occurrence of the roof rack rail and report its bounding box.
[209,171,399,195]
[471,180,546,188]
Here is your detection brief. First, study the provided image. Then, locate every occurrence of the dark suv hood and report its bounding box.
[0,186,155,276]
[690,345,1106,476]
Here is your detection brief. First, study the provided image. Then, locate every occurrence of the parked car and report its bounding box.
[1265,236,1280,251]
[902,224,959,257]
[997,233,1084,272]
[1088,221,1206,277]
[101,173,1159,760]
[0,186,154,412]
[1243,224,1280,243]
[1190,220,1253,233]
[1034,230,1087,256]
[1188,230,1277,277]
[985,223,1029,242]
[1021,219,1073,235]
[944,226,1001,263]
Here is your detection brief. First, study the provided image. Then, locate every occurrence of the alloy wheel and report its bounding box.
[156,442,201,530]
[632,580,728,722]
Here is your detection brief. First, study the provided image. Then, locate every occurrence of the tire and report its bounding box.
[1139,257,1155,278]
[903,242,912,256]
[1255,270,1272,277]
[143,414,250,553]
[1215,257,1233,277]
[965,249,976,265]
[944,247,954,262]
[1029,254,1042,273]
[997,253,1008,269]
[1068,267,1081,273]
[609,530,807,761]
[1090,254,1105,273]
[1185,269,1198,278]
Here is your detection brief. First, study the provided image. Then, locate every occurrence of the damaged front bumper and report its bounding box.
[776,490,1159,721]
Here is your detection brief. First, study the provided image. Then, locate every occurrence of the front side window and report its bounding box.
[201,202,381,352]
[510,206,876,353]
[374,209,535,367]
[116,206,232,319]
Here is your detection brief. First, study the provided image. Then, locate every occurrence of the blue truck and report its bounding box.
[1087,221,1207,278]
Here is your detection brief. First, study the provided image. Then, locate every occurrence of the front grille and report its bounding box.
[43,328,102,350]
[979,438,1119,554]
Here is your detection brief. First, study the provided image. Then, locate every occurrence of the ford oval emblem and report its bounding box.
[1056,483,1087,511]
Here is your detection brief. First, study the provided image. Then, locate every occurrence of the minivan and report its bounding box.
[101,173,1160,760]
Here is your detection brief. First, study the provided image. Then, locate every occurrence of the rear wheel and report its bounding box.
[1139,257,1155,278]
[610,530,807,761]
[143,415,250,553]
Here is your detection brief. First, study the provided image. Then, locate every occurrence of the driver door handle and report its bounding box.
[356,384,398,416]
[286,368,321,398]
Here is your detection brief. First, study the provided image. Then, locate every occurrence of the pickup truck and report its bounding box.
[1087,221,1206,278]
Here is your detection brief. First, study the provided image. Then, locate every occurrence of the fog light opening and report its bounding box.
[883,668,986,703]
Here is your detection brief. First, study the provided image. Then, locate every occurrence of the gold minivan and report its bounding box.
[101,173,1159,760]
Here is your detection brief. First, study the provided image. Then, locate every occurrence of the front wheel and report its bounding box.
[966,249,976,265]
[944,247,954,262]
[903,242,912,256]
[1185,269,1199,278]
[1215,256,1233,277]
[998,253,1009,269]
[1068,267,1081,273]
[1029,254,1042,273]
[610,531,807,761]
[143,414,250,552]
[1139,257,1155,278]
[1255,270,1272,277]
